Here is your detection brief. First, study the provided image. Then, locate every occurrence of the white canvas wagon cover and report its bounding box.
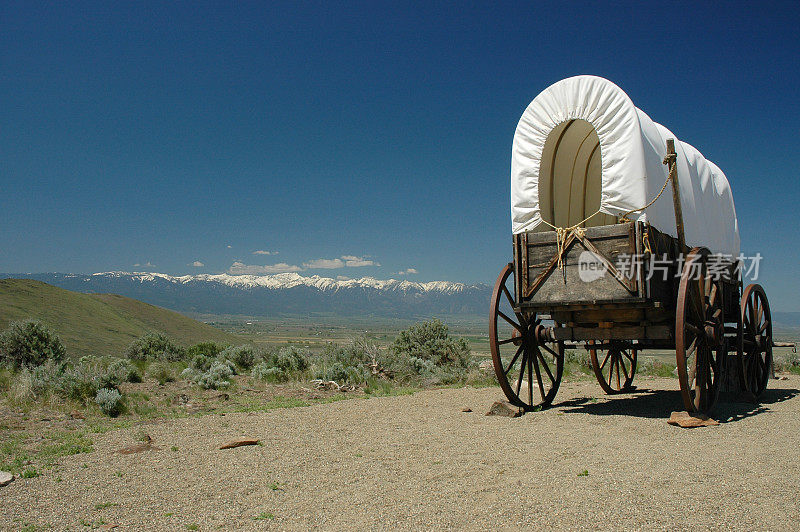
[511,75,740,257]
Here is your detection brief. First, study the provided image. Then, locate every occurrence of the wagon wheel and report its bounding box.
[489,263,564,410]
[675,247,725,414]
[589,342,637,394]
[738,284,772,398]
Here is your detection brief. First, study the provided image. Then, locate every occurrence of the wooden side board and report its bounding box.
[516,222,644,306]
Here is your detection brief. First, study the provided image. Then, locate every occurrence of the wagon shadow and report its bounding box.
[555,386,798,422]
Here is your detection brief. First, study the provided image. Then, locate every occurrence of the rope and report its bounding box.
[619,154,675,222]
[539,209,602,272]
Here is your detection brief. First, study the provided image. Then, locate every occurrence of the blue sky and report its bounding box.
[1,2,799,310]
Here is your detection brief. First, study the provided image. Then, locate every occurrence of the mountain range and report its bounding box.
[5,272,491,319]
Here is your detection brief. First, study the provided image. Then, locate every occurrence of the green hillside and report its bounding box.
[0,278,241,357]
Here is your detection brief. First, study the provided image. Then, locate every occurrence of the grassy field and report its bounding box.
[198,313,491,356]
[0,279,241,357]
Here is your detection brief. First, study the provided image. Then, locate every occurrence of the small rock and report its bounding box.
[117,442,161,454]
[461,407,473,413]
[667,411,720,428]
[485,400,524,418]
[69,410,85,420]
[117,435,160,454]
[219,438,260,450]
[0,471,14,487]
[172,394,189,406]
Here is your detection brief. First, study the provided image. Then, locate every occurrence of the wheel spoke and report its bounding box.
[708,283,718,306]
[686,336,698,358]
[708,350,718,372]
[620,355,630,380]
[497,310,523,332]
[504,345,524,375]
[691,287,705,323]
[515,352,527,396]
[531,348,546,401]
[540,343,560,359]
[685,322,702,336]
[497,337,517,346]
[600,350,612,370]
[537,350,556,385]
[501,284,515,308]
[527,349,534,406]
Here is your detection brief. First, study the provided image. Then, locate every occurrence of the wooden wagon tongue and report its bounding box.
[490,76,771,417]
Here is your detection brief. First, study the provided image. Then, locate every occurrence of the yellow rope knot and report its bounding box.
[541,211,598,273]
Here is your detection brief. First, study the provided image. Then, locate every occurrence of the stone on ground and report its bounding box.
[0,471,14,487]
[485,400,523,418]
[218,438,260,450]
[667,411,720,428]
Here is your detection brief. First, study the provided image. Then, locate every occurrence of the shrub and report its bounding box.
[563,350,592,377]
[638,357,674,378]
[189,354,213,372]
[102,358,142,388]
[0,320,67,369]
[391,319,472,369]
[125,333,184,361]
[271,346,309,373]
[315,361,370,385]
[56,363,104,402]
[196,360,234,390]
[408,356,436,376]
[180,367,201,382]
[186,342,223,359]
[31,359,67,397]
[9,367,35,402]
[251,363,288,383]
[774,350,800,373]
[311,342,373,385]
[220,345,257,371]
[95,388,123,417]
[147,362,175,385]
[387,319,473,383]
[248,347,309,384]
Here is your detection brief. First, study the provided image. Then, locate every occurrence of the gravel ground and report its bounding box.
[2,376,799,531]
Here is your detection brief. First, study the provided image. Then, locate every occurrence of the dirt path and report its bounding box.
[2,376,800,530]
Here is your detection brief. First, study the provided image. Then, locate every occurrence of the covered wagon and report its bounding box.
[490,75,772,414]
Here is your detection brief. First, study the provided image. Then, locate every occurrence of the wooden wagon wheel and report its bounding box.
[489,263,564,410]
[738,284,772,398]
[675,247,725,414]
[589,342,637,394]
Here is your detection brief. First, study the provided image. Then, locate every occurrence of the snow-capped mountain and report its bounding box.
[93,271,471,294]
[8,272,490,318]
